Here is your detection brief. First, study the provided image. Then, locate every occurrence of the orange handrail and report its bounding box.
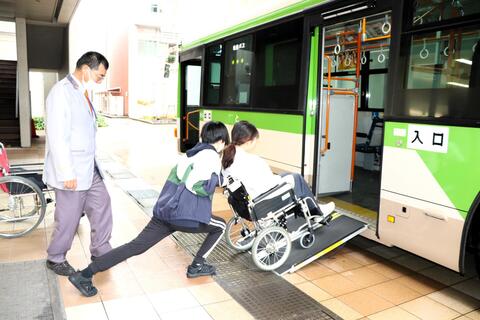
[182,109,201,141]
[364,34,391,42]
[320,55,333,156]
[330,77,357,82]
[325,30,356,40]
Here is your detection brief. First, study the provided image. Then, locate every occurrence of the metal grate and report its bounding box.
[172,232,341,320]
[227,281,340,320]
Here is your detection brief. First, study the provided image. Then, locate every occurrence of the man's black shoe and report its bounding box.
[68,272,98,297]
[186,262,216,278]
[46,260,75,276]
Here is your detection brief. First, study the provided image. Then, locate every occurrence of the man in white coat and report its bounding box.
[43,52,113,276]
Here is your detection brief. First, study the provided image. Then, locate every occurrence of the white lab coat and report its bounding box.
[223,147,282,199]
[43,75,102,191]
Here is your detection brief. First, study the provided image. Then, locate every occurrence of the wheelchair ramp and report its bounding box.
[275,213,367,275]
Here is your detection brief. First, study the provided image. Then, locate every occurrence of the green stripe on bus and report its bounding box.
[207,109,303,134]
[305,27,319,136]
[181,0,328,51]
[384,121,480,215]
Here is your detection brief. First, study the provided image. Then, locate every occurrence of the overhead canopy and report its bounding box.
[0,0,80,24]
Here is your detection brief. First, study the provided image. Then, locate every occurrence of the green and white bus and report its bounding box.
[177,0,480,274]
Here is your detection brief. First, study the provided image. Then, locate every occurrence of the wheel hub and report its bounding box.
[266,241,277,254]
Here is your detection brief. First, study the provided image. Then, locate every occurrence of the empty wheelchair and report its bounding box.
[0,143,51,238]
[224,176,333,271]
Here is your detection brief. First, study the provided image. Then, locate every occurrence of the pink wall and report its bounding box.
[106,20,129,115]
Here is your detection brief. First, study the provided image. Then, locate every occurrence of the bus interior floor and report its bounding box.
[332,166,381,212]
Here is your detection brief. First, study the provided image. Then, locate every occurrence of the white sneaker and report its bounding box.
[319,202,335,216]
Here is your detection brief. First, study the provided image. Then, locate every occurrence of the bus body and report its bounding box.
[177,0,480,274]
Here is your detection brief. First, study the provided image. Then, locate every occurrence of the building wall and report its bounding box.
[27,24,67,70]
[0,21,16,60]
[106,9,129,114]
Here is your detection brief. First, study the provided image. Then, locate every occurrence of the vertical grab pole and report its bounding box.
[350,21,363,184]
[320,56,332,156]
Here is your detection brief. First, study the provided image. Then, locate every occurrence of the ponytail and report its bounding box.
[222,144,236,169]
[222,121,259,169]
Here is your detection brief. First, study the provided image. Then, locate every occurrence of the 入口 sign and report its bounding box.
[407,124,449,153]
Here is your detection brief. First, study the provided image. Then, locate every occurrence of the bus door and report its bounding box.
[316,11,392,198]
[179,60,202,152]
[316,35,358,195]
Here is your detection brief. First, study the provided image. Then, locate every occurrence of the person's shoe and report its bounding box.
[46,260,75,276]
[68,271,98,297]
[319,202,335,216]
[186,262,216,278]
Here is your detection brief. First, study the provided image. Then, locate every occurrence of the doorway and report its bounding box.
[179,60,201,152]
[316,12,391,225]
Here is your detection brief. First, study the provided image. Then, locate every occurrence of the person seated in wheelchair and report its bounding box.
[222,121,334,221]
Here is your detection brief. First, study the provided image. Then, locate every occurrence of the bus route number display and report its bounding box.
[407,124,449,153]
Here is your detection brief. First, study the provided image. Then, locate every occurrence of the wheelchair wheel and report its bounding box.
[0,175,46,238]
[225,216,255,251]
[300,233,315,249]
[252,226,291,271]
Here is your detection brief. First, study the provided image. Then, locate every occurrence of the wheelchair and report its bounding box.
[0,143,52,238]
[224,176,332,271]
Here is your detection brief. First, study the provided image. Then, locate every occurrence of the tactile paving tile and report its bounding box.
[136,198,158,208]
[106,169,136,179]
[127,189,159,199]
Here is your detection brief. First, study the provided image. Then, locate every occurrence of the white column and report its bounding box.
[15,18,31,148]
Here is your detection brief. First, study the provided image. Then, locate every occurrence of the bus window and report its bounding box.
[413,0,480,26]
[368,73,387,109]
[323,13,390,111]
[186,65,201,106]
[224,35,253,105]
[204,44,223,105]
[400,26,480,120]
[252,19,302,111]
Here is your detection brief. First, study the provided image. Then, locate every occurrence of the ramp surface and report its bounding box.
[276,214,367,274]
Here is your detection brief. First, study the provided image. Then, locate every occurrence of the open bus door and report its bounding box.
[179,60,202,152]
[316,53,358,196]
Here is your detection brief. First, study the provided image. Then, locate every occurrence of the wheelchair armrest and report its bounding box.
[252,182,290,203]
[356,132,368,138]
